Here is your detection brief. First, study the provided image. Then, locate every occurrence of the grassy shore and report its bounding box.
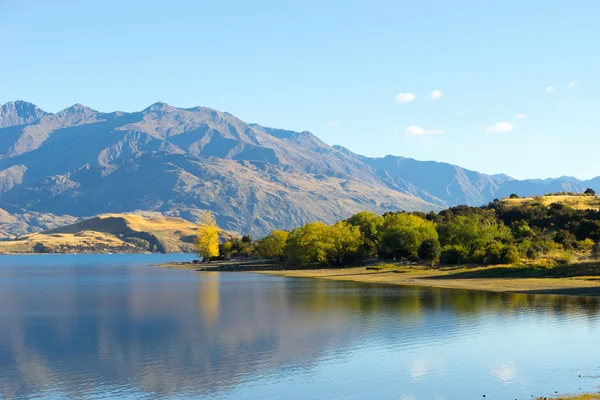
[258,261,600,296]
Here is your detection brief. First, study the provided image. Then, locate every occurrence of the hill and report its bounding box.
[0,214,235,254]
[1,100,599,237]
[503,194,600,211]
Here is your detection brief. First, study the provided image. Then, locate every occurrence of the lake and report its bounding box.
[0,254,599,399]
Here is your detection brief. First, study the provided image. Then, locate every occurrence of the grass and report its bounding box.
[504,194,600,211]
[0,213,209,253]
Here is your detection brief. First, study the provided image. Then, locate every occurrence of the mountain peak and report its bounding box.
[58,103,97,115]
[143,102,177,113]
[0,100,48,128]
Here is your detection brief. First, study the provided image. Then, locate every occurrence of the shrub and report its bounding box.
[440,245,469,264]
[418,238,441,267]
[501,245,520,264]
[592,242,600,260]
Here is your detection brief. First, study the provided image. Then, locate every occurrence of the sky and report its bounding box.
[1,0,599,180]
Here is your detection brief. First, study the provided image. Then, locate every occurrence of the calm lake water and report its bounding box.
[0,255,599,399]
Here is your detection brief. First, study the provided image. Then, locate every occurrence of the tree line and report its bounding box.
[196,192,600,267]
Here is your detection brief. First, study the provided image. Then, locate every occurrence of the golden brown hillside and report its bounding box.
[503,194,600,210]
[0,213,237,254]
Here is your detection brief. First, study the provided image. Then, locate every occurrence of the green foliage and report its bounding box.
[254,230,289,259]
[584,188,596,196]
[125,237,151,251]
[511,220,534,239]
[437,212,510,254]
[379,213,438,259]
[219,241,233,259]
[283,221,363,266]
[418,238,441,267]
[284,222,331,265]
[440,245,469,264]
[278,192,600,268]
[346,211,384,255]
[579,238,595,251]
[323,222,363,265]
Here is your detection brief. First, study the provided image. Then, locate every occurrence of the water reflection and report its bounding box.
[0,255,599,399]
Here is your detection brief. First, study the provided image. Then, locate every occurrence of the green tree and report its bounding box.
[346,211,384,255]
[323,221,363,265]
[219,241,233,259]
[438,213,510,254]
[584,188,596,196]
[284,222,331,266]
[440,245,469,264]
[254,230,290,259]
[418,238,441,267]
[379,213,438,259]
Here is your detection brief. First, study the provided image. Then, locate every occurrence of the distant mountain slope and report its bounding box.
[0,100,597,237]
[0,213,237,254]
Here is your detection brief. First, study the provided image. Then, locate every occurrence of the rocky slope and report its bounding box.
[0,100,597,237]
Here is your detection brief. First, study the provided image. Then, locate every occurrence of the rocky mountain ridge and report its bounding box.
[0,100,597,237]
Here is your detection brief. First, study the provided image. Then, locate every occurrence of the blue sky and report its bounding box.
[1,0,599,180]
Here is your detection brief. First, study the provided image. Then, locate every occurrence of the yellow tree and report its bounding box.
[195,211,220,262]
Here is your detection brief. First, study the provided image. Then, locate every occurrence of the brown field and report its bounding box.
[504,194,600,211]
[0,213,236,254]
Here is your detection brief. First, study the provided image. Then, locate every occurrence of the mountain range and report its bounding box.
[1,100,598,237]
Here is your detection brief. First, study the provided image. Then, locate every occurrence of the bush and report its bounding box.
[440,245,469,264]
[501,245,520,264]
[418,238,441,267]
[592,242,600,260]
[125,237,151,251]
[579,238,595,252]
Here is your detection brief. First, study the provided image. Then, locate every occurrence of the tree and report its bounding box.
[323,221,363,265]
[438,213,510,254]
[284,222,331,266]
[254,230,289,259]
[584,188,596,196]
[509,194,519,199]
[418,238,441,267]
[195,211,220,262]
[379,213,438,259]
[346,211,384,255]
[219,241,233,259]
[283,221,363,266]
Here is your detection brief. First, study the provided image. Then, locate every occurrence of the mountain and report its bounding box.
[0,100,598,237]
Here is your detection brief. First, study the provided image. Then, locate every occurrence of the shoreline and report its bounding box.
[154,259,600,297]
[256,264,600,297]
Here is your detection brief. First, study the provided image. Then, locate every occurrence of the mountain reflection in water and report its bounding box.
[0,254,599,399]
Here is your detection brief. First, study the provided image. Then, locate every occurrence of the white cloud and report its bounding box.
[486,122,514,133]
[544,86,555,93]
[430,90,443,100]
[326,120,339,127]
[404,125,445,136]
[394,92,416,103]
[516,113,527,120]
[567,81,577,89]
